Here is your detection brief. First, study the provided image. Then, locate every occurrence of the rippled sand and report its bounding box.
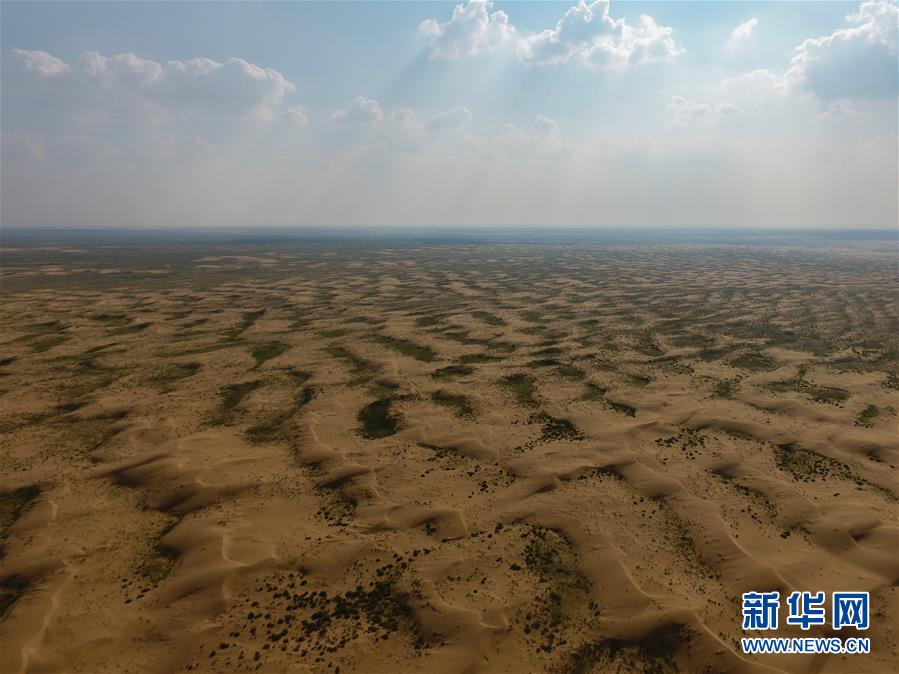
[1,238,896,674]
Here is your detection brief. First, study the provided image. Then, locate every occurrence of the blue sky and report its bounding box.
[2,1,896,228]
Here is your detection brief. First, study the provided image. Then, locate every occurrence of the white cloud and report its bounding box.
[329,99,481,155]
[380,106,479,156]
[714,102,744,116]
[731,18,759,44]
[786,1,897,100]
[389,109,417,125]
[424,107,472,132]
[11,49,70,77]
[163,56,295,119]
[284,106,308,128]
[530,114,559,135]
[333,104,565,161]
[79,51,163,86]
[515,0,684,69]
[420,0,683,69]
[516,0,617,66]
[725,1,898,101]
[488,117,571,161]
[332,96,384,124]
[585,14,684,69]
[419,0,515,59]
[10,49,297,121]
[722,68,790,96]
[818,100,860,120]
[667,96,743,126]
[382,109,426,152]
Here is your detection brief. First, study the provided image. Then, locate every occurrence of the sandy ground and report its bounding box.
[0,241,896,674]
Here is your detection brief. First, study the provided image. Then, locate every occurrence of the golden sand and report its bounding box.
[1,242,896,673]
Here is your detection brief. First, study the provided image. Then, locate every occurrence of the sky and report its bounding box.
[1,0,897,229]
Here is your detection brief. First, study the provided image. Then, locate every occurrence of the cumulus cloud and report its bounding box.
[420,0,683,69]
[329,99,481,155]
[667,96,743,126]
[332,97,384,124]
[419,0,515,59]
[10,49,297,121]
[714,102,744,115]
[488,115,571,160]
[517,0,616,66]
[382,106,479,155]
[725,1,898,101]
[722,68,790,96]
[818,100,860,120]
[787,1,897,100]
[328,102,562,160]
[11,49,70,77]
[519,2,684,69]
[424,107,472,132]
[731,18,759,44]
[530,114,559,135]
[284,106,308,128]
[381,109,426,152]
[389,109,417,125]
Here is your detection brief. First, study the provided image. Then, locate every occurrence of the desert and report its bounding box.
[1,231,896,674]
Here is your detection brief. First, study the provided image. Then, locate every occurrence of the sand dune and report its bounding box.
[1,241,896,673]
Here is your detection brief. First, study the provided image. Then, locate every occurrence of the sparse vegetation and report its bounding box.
[357,398,399,439]
[608,401,636,417]
[729,352,776,371]
[133,517,180,585]
[315,487,357,526]
[515,526,591,655]
[563,626,681,674]
[713,378,740,398]
[51,410,128,456]
[326,345,379,384]
[245,375,316,443]
[250,341,289,367]
[0,575,30,620]
[148,361,200,389]
[471,310,505,326]
[458,353,503,364]
[431,390,475,418]
[500,373,538,407]
[529,412,584,441]
[555,364,585,380]
[29,334,69,352]
[224,308,266,341]
[764,376,850,405]
[370,334,435,362]
[774,444,855,482]
[205,565,428,671]
[414,314,442,328]
[855,404,881,427]
[432,364,475,379]
[0,485,41,557]
[109,321,152,336]
[211,380,261,425]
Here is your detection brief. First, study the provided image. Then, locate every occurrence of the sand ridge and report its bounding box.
[1,241,897,673]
